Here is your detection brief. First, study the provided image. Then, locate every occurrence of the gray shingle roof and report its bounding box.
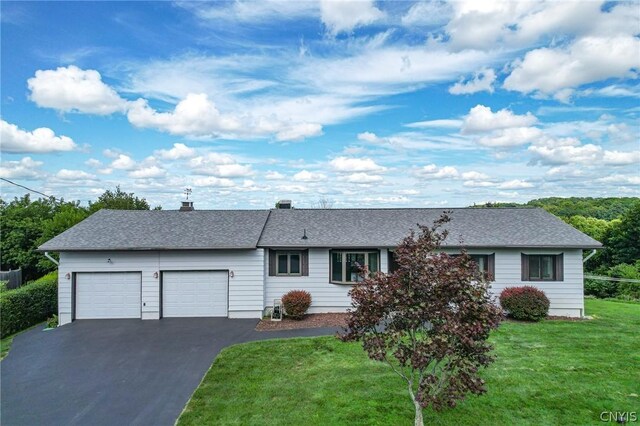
[38,207,602,252]
[256,208,602,249]
[38,209,271,251]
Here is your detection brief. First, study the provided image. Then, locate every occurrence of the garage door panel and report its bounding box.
[163,271,228,317]
[76,272,141,319]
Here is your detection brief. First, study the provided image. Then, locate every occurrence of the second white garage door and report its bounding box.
[162,271,228,317]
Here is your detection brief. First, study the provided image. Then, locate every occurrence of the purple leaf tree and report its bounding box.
[340,213,503,426]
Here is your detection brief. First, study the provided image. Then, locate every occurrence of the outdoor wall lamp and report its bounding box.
[153,272,159,279]
[229,271,235,278]
[65,273,71,280]
[107,258,113,264]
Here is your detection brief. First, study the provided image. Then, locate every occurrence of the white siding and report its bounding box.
[57,249,264,325]
[264,248,388,313]
[264,247,584,317]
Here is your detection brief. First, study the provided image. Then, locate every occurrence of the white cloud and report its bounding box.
[320,0,384,35]
[210,164,254,178]
[461,171,490,180]
[498,179,534,189]
[193,176,236,187]
[127,93,322,141]
[463,180,494,188]
[155,143,196,160]
[597,174,640,186]
[265,171,285,180]
[329,156,386,173]
[1,119,77,153]
[85,158,102,168]
[402,1,452,27]
[404,119,462,129]
[602,150,640,166]
[528,143,602,165]
[0,157,44,179]
[55,169,97,180]
[275,122,323,141]
[419,164,459,179]
[344,172,383,183]
[27,66,128,115]
[504,36,640,101]
[449,68,496,95]
[189,152,235,167]
[181,1,317,23]
[188,154,253,177]
[111,154,137,170]
[129,166,166,179]
[478,127,543,147]
[293,170,327,182]
[462,105,538,134]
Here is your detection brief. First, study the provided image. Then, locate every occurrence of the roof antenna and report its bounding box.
[184,187,192,200]
[302,229,308,240]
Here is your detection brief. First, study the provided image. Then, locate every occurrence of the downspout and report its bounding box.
[44,251,59,266]
[583,249,597,263]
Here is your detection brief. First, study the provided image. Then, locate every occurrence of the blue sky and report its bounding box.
[1,1,639,209]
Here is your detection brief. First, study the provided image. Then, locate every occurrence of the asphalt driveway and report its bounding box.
[1,319,339,426]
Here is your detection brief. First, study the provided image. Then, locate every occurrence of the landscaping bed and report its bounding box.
[179,299,640,425]
[255,313,348,331]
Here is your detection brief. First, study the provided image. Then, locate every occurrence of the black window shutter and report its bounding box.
[521,253,529,281]
[301,250,309,276]
[555,253,564,281]
[268,250,276,276]
[487,253,495,281]
[388,250,398,273]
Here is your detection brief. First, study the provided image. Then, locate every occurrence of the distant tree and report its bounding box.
[89,186,159,212]
[0,195,79,280]
[602,202,640,266]
[314,197,335,209]
[36,202,89,270]
[340,214,502,426]
[565,215,615,243]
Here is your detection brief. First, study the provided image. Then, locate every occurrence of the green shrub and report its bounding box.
[584,278,618,298]
[0,272,57,338]
[618,281,640,300]
[499,286,550,321]
[46,314,59,329]
[282,290,312,320]
[0,281,7,292]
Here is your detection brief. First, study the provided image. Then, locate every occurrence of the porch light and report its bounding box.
[153,272,159,279]
[65,273,71,280]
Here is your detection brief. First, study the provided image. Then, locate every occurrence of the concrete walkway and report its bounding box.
[1,319,340,426]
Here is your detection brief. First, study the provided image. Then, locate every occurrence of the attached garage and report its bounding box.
[162,271,228,317]
[75,272,141,319]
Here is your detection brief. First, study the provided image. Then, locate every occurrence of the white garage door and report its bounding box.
[162,271,228,317]
[76,272,141,319]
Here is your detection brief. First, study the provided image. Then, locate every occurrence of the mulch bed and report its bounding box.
[255,313,348,331]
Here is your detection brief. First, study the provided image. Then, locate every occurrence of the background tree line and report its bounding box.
[0,186,160,281]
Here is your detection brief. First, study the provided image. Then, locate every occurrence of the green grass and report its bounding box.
[178,299,640,425]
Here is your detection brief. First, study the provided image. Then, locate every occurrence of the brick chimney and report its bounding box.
[179,201,194,211]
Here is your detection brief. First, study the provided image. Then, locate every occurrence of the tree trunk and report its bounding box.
[414,400,424,426]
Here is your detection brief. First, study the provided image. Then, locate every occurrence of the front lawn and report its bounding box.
[179,299,640,425]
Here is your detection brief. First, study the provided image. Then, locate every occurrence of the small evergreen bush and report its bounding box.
[500,286,550,321]
[281,290,312,320]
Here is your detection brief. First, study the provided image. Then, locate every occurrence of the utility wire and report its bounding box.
[0,177,61,202]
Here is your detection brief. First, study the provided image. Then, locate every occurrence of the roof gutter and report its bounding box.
[583,249,597,264]
[44,251,59,266]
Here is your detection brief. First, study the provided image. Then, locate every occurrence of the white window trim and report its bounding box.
[276,251,302,276]
[331,250,379,284]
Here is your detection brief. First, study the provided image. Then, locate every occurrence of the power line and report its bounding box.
[0,177,60,202]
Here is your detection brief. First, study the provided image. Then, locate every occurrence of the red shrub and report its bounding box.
[282,290,312,320]
[499,286,550,321]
